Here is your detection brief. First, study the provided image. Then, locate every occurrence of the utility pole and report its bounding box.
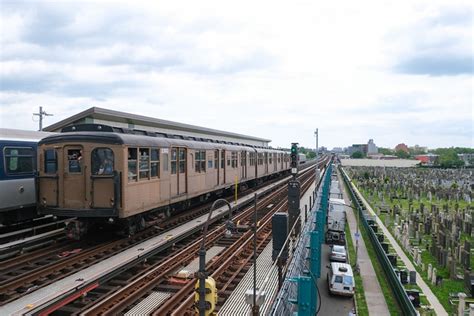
[33,106,53,131]
[314,128,320,184]
[314,128,318,159]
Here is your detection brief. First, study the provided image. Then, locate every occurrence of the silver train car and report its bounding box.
[0,128,54,224]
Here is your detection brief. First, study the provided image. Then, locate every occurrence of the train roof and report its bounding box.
[38,130,287,153]
[0,128,56,142]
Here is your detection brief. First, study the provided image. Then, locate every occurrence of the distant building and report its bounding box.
[410,144,427,154]
[458,153,474,166]
[331,147,344,154]
[367,139,378,155]
[415,154,439,166]
[347,144,368,156]
[395,143,409,153]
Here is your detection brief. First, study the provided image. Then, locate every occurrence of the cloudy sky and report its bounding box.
[0,0,472,149]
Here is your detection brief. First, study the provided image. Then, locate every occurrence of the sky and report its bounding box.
[0,0,472,150]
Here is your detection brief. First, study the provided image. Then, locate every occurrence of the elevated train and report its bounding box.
[0,128,55,225]
[36,124,291,238]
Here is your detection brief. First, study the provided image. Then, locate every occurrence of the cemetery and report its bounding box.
[345,166,474,314]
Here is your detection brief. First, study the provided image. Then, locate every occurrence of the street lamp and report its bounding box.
[198,198,233,316]
[330,200,361,272]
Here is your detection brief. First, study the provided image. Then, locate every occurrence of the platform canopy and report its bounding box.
[44,107,271,147]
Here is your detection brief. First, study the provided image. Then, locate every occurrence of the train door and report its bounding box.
[90,147,115,208]
[280,153,283,169]
[62,145,85,208]
[264,152,268,174]
[221,150,226,184]
[241,151,247,179]
[273,153,277,172]
[178,148,187,194]
[215,150,219,186]
[170,148,178,196]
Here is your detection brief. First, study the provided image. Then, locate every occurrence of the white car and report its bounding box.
[327,262,355,297]
[329,245,347,262]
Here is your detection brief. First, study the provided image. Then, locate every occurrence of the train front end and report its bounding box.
[36,130,123,239]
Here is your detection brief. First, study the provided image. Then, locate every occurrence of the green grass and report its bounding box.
[345,219,369,316]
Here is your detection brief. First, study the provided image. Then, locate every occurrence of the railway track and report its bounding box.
[75,164,317,315]
[0,168,298,306]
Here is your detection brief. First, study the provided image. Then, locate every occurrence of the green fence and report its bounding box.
[339,166,417,316]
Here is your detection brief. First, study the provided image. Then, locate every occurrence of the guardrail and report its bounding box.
[339,166,417,316]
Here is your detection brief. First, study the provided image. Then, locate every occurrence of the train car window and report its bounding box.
[92,148,114,175]
[231,152,237,168]
[264,153,268,164]
[269,154,272,164]
[208,159,213,169]
[128,148,138,181]
[214,150,218,169]
[249,152,255,166]
[195,151,200,172]
[278,154,281,163]
[4,147,35,175]
[195,150,206,173]
[151,148,160,178]
[258,153,263,165]
[171,148,177,174]
[162,149,169,172]
[221,150,225,169]
[44,149,57,174]
[200,151,206,172]
[179,148,186,173]
[139,148,150,179]
[67,149,82,173]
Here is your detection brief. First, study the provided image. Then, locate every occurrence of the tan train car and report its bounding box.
[36,125,289,236]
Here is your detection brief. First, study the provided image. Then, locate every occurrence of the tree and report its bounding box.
[351,151,364,159]
[437,148,464,168]
[395,150,410,159]
[378,147,394,155]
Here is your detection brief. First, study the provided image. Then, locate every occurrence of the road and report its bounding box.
[317,242,354,315]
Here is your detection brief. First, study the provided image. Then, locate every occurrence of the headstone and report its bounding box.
[459,292,467,316]
[431,267,437,284]
[410,270,417,284]
[387,253,397,266]
[428,264,433,280]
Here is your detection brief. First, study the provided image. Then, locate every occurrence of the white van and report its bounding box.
[327,262,355,297]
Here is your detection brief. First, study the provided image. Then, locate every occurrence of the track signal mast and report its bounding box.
[288,142,301,236]
[290,143,298,178]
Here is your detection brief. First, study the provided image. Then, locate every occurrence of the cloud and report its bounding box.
[389,3,473,76]
[0,0,472,150]
[395,55,473,76]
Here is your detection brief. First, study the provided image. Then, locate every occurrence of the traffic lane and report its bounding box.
[317,242,354,315]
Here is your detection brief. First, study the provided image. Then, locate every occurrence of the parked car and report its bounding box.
[327,262,355,297]
[329,245,347,262]
[326,230,346,245]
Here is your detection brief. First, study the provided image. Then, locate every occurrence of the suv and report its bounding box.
[327,262,355,297]
[329,245,347,262]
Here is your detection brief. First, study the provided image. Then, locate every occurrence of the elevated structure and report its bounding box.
[44,107,271,147]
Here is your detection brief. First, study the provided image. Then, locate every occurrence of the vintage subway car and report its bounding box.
[36,125,289,236]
